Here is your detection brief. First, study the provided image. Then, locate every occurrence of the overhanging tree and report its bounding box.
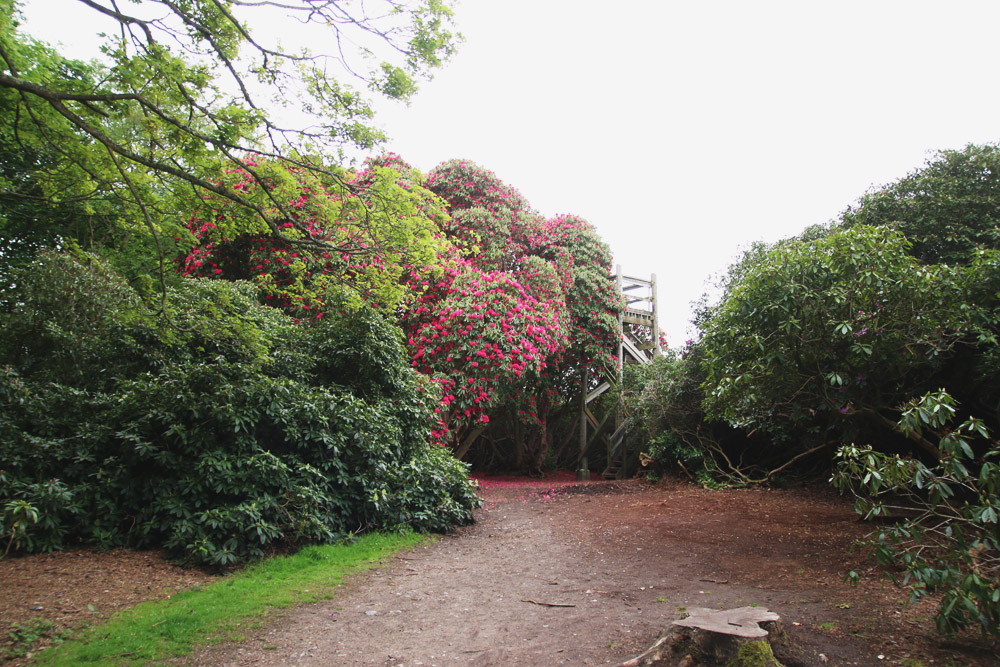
[178,153,450,313]
[0,0,459,283]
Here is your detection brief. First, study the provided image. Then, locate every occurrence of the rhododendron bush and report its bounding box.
[410,160,622,469]
[0,252,479,566]
[179,155,622,470]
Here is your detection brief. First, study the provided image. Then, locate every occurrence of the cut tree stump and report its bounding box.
[621,606,783,667]
[673,606,781,638]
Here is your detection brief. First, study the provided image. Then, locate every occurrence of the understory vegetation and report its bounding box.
[628,143,1000,640]
[0,252,477,565]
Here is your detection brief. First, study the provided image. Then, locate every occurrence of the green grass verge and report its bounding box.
[34,531,425,665]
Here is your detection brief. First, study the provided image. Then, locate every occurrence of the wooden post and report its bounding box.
[576,364,590,481]
[616,265,624,372]
[616,265,625,478]
[651,272,661,356]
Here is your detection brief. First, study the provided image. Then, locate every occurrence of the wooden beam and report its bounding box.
[578,365,589,477]
[587,409,614,449]
[616,265,624,378]
[586,381,611,404]
[651,273,661,356]
[623,314,654,326]
[622,337,649,364]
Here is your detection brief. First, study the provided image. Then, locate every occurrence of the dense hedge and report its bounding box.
[0,252,479,566]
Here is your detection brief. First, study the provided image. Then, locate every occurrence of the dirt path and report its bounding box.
[186,479,997,667]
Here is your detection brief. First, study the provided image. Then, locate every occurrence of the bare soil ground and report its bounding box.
[2,476,998,666]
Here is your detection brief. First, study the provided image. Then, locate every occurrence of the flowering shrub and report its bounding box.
[403,256,570,441]
[177,154,622,469]
[408,160,622,468]
[425,159,531,214]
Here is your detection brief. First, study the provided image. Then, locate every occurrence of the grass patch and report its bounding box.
[35,531,425,665]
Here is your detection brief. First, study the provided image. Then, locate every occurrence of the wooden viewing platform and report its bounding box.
[578,266,662,481]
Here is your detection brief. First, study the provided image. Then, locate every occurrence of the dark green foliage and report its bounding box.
[0,250,154,389]
[840,143,1000,265]
[639,211,1000,482]
[699,226,974,458]
[833,390,1000,640]
[655,144,1000,476]
[0,252,479,566]
[624,352,713,476]
[627,144,1000,640]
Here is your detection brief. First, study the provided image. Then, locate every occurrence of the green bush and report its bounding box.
[625,353,711,472]
[833,390,999,639]
[0,252,479,566]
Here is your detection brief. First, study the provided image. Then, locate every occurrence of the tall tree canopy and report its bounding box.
[632,142,1000,482]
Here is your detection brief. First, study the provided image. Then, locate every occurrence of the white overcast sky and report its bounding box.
[20,1,1000,346]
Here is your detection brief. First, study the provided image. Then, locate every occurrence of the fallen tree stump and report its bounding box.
[621,606,783,667]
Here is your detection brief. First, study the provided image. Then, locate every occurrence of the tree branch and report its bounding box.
[0,71,278,226]
[76,0,157,44]
[858,407,942,460]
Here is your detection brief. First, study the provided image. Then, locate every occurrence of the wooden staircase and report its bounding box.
[579,267,662,481]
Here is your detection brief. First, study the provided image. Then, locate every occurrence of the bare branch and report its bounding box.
[76,0,157,44]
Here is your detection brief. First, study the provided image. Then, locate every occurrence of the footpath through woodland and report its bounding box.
[186,476,996,667]
[3,477,998,666]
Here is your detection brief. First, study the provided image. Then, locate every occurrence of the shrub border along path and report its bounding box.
[30,532,425,664]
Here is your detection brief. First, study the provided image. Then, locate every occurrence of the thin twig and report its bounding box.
[521,599,575,608]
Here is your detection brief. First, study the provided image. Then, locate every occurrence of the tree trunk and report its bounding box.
[454,424,487,460]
